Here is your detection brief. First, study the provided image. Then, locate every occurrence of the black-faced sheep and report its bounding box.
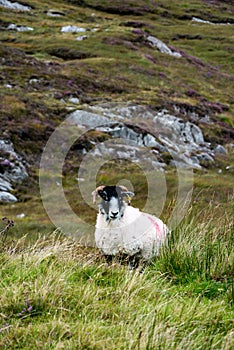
[92,185,169,266]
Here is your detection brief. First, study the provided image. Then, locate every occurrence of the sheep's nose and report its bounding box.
[111,211,118,217]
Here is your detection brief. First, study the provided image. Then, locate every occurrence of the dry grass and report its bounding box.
[0,208,233,349]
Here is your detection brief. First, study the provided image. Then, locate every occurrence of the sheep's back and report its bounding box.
[94,206,168,259]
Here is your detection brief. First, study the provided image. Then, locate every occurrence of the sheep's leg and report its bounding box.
[103,254,113,266]
[128,254,141,269]
[128,255,150,271]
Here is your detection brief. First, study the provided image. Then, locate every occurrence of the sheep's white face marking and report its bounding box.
[96,186,134,222]
[108,197,121,220]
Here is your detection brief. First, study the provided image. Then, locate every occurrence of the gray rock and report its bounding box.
[6,23,34,31]
[76,35,88,41]
[192,17,230,25]
[0,191,17,203]
[170,159,201,170]
[61,25,86,33]
[68,97,80,104]
[192,17,214,24]
[4,84,13,89]
[147,35,181,58]
[199,115,213,124]
[47,9,66,17]
[67,104,218,170]
[89,104,155,120]
[96,123,165,151]
[67,110,110,128]
[143,133,165,150]
[214,144,227,155]
[0,0,31,11]
[0,139,28,203]
[0,177,13,192]
[16,213,25,218]
[88,142,165,171]
[29,78,40,84]
[152,110,214,168]
[197,153,214,162]
[153,111,205,146]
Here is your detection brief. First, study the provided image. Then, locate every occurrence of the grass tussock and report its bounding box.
[0,209,233,349]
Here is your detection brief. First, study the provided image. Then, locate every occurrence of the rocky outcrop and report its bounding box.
[61,26,87,33]
[6,23,34,31]
[153,110,213,169]
[0,140,28,203]
[66,104,225,170]
[0,0,31,11]
[68,110,111,128]
[47,9,66,17]
[192,17,231,25]
[147,35,182,58]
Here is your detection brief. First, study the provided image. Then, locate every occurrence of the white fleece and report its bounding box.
[95,206,169,261]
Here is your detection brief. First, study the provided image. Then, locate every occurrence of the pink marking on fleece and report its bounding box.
[147,215,164,237]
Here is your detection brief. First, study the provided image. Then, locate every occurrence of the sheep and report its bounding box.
[92,185,169,267]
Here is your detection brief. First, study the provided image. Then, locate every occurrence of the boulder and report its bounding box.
[147,35,181,58]
[0,177,13,192]
[61,26,86,33]
[0,0,31,11]
[0,139,28,203]
[47,9,66,17]
[67,110,111,128]
[214,144,227,155]
[6,23,33,31]
[0,191,17,203]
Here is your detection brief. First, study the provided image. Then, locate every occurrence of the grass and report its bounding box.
[1,0,233,108]
[0,207,233,349]
[0,1,234,347]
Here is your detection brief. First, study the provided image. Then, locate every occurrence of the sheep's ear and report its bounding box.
[92,185,105,203]
[122,191,134,204]
[122,191,134,198]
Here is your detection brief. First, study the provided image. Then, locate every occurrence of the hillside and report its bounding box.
[0,1,234,348]
[0,0,233,230]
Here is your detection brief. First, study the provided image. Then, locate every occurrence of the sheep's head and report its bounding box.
[92,185,134,221]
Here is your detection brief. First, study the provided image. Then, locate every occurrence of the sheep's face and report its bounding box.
[97,186,134,222]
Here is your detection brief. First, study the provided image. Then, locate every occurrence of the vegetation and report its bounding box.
[0,0,233,348]
[0,206,233,349]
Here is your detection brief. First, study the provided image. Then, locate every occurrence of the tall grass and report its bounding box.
[0,208,233,349]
